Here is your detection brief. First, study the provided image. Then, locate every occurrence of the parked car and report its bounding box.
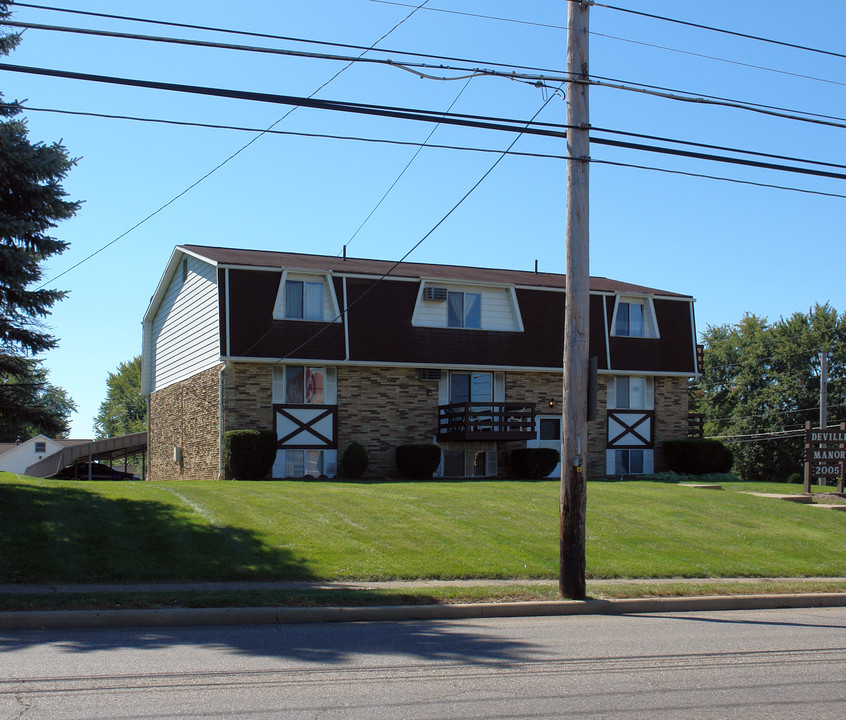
[54,462,140,481]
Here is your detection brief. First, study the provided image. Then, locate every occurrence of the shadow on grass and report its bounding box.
[0,482,313,583]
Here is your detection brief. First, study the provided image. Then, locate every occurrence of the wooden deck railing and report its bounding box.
[437,402,536,441]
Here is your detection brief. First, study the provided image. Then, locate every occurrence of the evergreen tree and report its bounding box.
[0,2,80,430]
[0,360,76,441]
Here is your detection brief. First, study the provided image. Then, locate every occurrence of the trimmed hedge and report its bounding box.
[663,438,733,475]
[396,444,442,479]
[222,429,277,480]
[341,442,369,478]
[510,448,560,479]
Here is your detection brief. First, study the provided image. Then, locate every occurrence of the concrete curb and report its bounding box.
[2,593,846,630]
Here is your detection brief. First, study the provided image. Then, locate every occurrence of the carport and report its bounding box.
[25,432,148,480]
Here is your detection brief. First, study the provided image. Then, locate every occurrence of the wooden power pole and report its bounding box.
[560,0,590,600]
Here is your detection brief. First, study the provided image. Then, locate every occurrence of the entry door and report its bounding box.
[529,415,561,478]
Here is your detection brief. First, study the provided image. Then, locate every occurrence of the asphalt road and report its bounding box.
[1,607,844,719]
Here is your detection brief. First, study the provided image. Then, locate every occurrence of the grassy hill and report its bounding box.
[2,473,844,585]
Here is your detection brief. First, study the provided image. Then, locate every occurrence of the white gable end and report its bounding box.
[148,254,220,393]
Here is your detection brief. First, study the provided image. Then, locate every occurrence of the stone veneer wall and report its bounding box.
[148,364,222,481]
[500,371,608,478]
[187,364,690,480]
[222,363,274,434]
[652,375,689,472]
[337,366,439,477]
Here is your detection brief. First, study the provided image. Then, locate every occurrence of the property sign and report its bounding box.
[804,422,846,491]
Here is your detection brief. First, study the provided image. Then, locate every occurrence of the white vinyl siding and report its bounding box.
[413,283,522,331]
[151,256,220,392]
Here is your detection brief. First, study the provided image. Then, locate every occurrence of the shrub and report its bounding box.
[663,439,733,475]
[341,442,369,478]
[396,444,442,479]
[222,429,277,480]
[510,448,560,479]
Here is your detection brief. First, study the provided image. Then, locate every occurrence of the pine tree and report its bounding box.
[0,2,80,431]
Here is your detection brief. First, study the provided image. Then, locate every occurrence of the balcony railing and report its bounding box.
[437,402,536,441]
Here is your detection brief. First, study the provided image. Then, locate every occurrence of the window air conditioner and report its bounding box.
[423,287,448,301]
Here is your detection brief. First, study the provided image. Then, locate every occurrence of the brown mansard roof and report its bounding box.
[180,244,691,299]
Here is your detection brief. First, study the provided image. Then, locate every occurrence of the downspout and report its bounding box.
[219,267,231,480]
[218,360,228,479]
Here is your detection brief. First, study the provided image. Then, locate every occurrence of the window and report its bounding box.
[285,279,323,320]
[613,297,659,338]
[276,449,337,478]
[443,449,495,477]
[34,441,46,453]
[281,366,326,404]
[614,449,644,474]
[616,301,643,337]
[615,376,647,409]
[450,372,492,403]
[448,291,481,329]
[539,418,560,441]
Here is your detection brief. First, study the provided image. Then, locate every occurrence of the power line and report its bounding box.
[12,20,846,132]
[7,63,846,185]
[366,0,566,30]
[584,0,846,61]
[585,76,846,131]
[7,2,561,77]
[592,160,846,201]
[10,96,846,179]
[592,32,846,90]
[341,77,474,255]
[19,0,841,93]
[1,19,551,80]
[236,86,563,374]
[31,0,433,289]
[10,102,846,203]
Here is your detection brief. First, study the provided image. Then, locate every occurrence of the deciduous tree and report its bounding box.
[691,304,846,482]
[93,356,146,438]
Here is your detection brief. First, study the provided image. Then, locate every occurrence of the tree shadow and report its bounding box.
[0,619,542,666]
[0,482,313,583]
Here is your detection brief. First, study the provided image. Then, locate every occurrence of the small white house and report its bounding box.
[0,435,92,475]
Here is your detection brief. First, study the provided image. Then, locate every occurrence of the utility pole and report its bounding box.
[820,351,828,487]
[560,0,590,600]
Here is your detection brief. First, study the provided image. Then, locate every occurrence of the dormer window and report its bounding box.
[273,271,340,322]
[612,296,658,338]
[285,279,323,320]
[616,301,643,337]
[448,291,481,329]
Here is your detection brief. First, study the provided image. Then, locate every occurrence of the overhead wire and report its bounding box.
[235,84,564,370]
[340,76,474,255]
[583,0,846,62]
[6,63,846,185]
[17,0,846,93]
[6,2,561,76]
[31,0,434,289]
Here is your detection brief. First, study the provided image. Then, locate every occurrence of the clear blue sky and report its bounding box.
[3,0,845,438]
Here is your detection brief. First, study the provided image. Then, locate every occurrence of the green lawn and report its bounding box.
[1,473,844,584]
